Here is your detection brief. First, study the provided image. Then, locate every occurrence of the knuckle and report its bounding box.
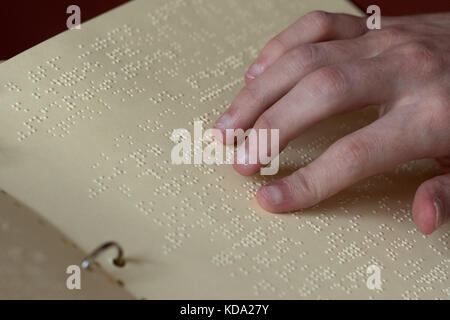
[241,83,264,107]
[398,41,443,74]
[304,11,333,36]
[289,168,322,204]
[265,35,286,55]
[333,135,372,172]
[418,96,450,153]
[305,66,350,97]
[352,16,369,34]
[285,45,321,71]
[322,41,350,55]
[376,27,406,46]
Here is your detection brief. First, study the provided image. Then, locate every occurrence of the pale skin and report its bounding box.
[214,11,450,234]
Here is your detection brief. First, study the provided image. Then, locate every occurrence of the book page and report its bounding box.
[0,0,448,299]
[0,189,132,299]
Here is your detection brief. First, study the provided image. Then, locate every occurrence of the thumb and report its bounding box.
[412,172,450,234]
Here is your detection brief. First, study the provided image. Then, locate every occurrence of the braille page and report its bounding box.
[0,0,448,299]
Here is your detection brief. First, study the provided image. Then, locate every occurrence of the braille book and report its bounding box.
[0,0,448,299]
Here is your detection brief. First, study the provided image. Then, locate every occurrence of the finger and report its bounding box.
[245,11,367,82]
[256,114,422,212]
[412,173,450,234]
[381,14,450,28]
[215,36,388,145]
[234,56,402,176]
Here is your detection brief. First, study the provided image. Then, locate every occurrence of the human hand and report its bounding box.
[213,11,450,234]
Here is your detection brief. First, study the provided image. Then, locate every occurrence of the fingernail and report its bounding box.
[214,113,233,130]
[261,185,283,205]
[246,63,264,79]
[434,198,445,229]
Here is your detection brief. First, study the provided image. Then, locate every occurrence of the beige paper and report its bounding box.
[0,189,133,299]
[0,0,448,299]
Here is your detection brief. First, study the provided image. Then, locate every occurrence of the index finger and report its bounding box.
[245,11,366,82]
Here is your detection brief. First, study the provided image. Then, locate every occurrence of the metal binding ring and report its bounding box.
[81,241,126,269]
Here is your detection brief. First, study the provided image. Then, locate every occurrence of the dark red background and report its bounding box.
[1,0,450,60]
